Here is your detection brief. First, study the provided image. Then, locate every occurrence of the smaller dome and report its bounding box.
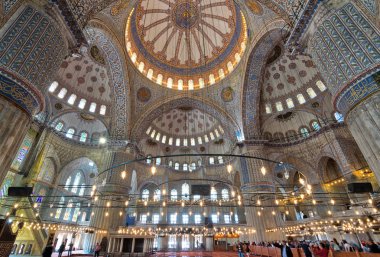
[51,112,108,144]
[144,107,225,147]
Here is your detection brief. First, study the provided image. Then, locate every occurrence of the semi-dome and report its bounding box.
[126,0,247,90]
[145,107,225,146]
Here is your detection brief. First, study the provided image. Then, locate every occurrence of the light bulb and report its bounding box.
[119,211,123,216]
[261,166,266,176]
[107,202,111,207]
[285,211,289,215]
[125,201,129,206]
[163,201,166,207]
[272,211,276,215]
[368,199,373,204]
[144,201,147,206]
[227,164,232,173]
[299,178,305,185]
[275,200,279,205]
[284,171,289,180]
[231,191,236,197]
[331,199,335,205]
[257,199,261,205]
[105,212,109,217]
[121,171,126,179]
[151,166,156,175]
[162,189,166,195]
[99,137,107,144]
[257,211,261,216]
[327,210,332,215]
[312,199,316,205]
[181,201,185,207]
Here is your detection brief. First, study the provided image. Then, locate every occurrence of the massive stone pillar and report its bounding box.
[0,4,68,184]
[239,145,284,243]
[84,150,131,253]
[306,1,380,179]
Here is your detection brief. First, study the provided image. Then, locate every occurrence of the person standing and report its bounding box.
[299,241,312,257]
[68,242,74,256]
[276,241,293,257]
[58,242,66,257]
[237,242,245,257]
[94,242,101,257]
[42,241,54,257]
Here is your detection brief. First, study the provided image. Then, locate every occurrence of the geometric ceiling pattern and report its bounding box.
[125,0,247,90]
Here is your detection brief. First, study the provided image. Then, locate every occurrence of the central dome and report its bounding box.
[126,0,247,90]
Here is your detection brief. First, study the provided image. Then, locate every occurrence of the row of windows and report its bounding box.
[140,213,238,225]
[54,122,106,143]
[64,173,86,196]
[54,197,84,223]
[49,82,107,115]
[141,185,230,201]
[146,157,224,171]
[265,82,327,114]
[146,126,224,146]
[264,114,344,141]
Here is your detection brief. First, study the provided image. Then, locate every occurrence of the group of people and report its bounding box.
[235,238,380,257]
[42,241,102,257]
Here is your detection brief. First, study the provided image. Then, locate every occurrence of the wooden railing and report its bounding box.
[232,246,380,257]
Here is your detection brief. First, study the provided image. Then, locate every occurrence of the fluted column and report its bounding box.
[0,4,68,184]
[306,1,380,178]
[346,92,380,180]
[239,145,284,242]
[0,95,31,183]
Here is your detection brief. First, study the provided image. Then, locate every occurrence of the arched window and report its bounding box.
[273,132,285,141]
[156,157,161,165]
[334,112,344,123]
[183,163,188,171]
[297,94,306,104]
[79,183,85,196]
[306,88,317,98]
[174,162,180,170]
[146,155,152,164]
[218,156,224,164]
[311,121,321,131]
[66,128,75,139]
[275,102,284,112]
[100,105,107,115]
[65,176,72,190]
[316,80,327,91]
[222,189,229,201]
[49,81,59,92]
[79,132,88,142]
[286,130,298,141]
[78,99,86,109]
[142,189,149,200]
[72,173,82,194]
[176,138,181,146]
[210,187,217,201]
[190,162,196,171]
[57,88,67,98]
[168,160,173,167]
[55,197,65,219]
[63,200,73,220]
[89,102,97,113]
[182,183,189,200]
[286,98,294,108]
[300,127,310,138]
[72,203,81,222]
[154,189,161,201]
[55,122,64,131]
[265,103,272,114]
[171,189,178,201]
[67,94,77,105]
[209,157,215,165]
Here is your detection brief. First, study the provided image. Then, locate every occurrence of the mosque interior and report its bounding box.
[0,0,380,256]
